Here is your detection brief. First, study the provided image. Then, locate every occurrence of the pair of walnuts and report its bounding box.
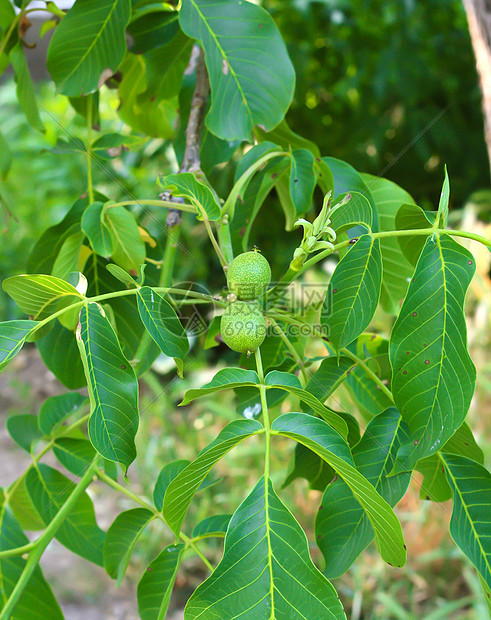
[221,251,271,353]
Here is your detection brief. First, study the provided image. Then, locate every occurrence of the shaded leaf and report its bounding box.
[104,205,146,273]
[137,543,185,620]
[77,303,139,473]
[26,464,105,565]
[329,191,373,235]
[82,202,113,257]
[179,0,295,141]
[38,392,87,435]
[192,514,231,539]
[136,287,188,376]
[389,234,476,472]
[10,44,44,131]
[53,438,96,477]
[395,203,435,265]
[51,231,85,280]
[153,460,189,512]
[6,415,43,453]
[104,508,154,584]
[289,148,316,214]
[184,477,345,619]
[37,321,86,389]
[0,491,63,619]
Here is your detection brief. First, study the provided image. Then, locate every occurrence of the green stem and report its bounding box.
[203,216,228,270]
[86,96,94,204]
[0,14,20,58]
[340,347,394,403]
[108,199,196,214]
[255,347,275,613]
[0,460,100,620]
[269,227,490,301]
[217,216,234,264]
[268,317,308,386]
[96,469,213,572]
[0,541,36,560]
[30,286,225,336]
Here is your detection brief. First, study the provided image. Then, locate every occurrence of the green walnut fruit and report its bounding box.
[221,301,266,353]
[227,251,271,300]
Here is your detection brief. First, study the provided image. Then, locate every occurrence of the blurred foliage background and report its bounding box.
[1,0,491,617]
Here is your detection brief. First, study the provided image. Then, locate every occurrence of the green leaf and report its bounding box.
[47,0,131,96]
[180,368,259,406]
[27,196,89,274]
[437,165,450,229]
[163,419,263,536]
[321,235,382,350]
[0,320,36,372]
[6,415,43,453]
[179,0,295,141]
[0,129,12,179]
[159,172,219,221]
[69,92,100,124]
[361,173,416,314]
[265,370,348,438]
[2,274,84,325]
[256,118,320,156]
[136,287,189,376]
[184,477,345,619]
[395,203,435,265]
[128,6,179,53]
[417,422,484,503]
[316,408,411,578]
[290,148,316,214]
[104,205,146,273]
[7,473,45,531]
[53,438,96,477]
[26,464,105,565]
[37,321,86,389]
[117,53,178,138]
[389,234,476,472]
[272,412,407,568]
[106,264,138,287]
[38,392,87,435]
[192,514,231,539]
[9,44,44,131]
[82,202,113,257]
[104,508,155,584]
[0,492,63,619]
[51,231,85,280]
[325,157,376,227]
[283,443,337,492]
[153,460,189,511]
[91,132,146,159]
[137,543,185,620]
[77,302,139,473]
[329,191,373,235]
[442,454,491,588]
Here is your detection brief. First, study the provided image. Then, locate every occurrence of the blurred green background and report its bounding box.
[1,0,491,618]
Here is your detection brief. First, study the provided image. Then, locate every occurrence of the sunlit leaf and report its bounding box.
[163,419,263,536]
[0,320,36,372]
[389,234,476,472]
[159,172,219,221]
[47,0,131,96]
[77,302,139,473]
[184,477,345,619]
[179,0,295,141]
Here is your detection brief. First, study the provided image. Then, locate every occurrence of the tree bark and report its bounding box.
[463,0,491,178]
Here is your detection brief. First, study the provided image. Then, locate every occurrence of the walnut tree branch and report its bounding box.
[163,45,210,227]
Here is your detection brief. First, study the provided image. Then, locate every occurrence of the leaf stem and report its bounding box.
[0,459,100,620]
[86,95,94,204]
[107,199,196,213]
[95,469,213,572]
[268,317,308,386]
[203,216,228,270]
[340,347,394,403]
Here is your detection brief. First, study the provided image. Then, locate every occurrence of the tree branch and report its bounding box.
[164,45,210,227]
